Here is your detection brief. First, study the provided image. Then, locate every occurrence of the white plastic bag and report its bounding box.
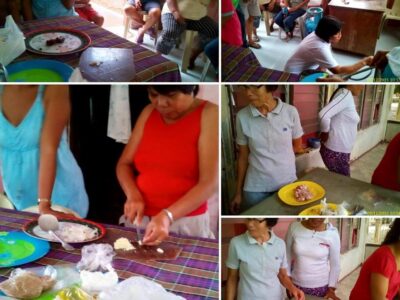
[387,46,400,77]
[0,15,25,66]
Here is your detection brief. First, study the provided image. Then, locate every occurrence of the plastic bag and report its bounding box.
[387,46,400,77]
[0,267,56,299]
[77,244,115,272]
[55,286,94,300]
[0,15,25,66]
[98,277,185,300]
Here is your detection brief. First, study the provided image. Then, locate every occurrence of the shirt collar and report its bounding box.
[249,97,283,117]
[245,230,276,245]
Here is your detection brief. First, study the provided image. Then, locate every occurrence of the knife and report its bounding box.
[135,218,142,246]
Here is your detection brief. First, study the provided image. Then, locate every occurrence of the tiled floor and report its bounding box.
[336,267,361,299]
[350,142,388,183]
[251,18,400,81]
[91,2,217,82]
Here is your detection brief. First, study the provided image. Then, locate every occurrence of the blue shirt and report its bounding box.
[32,0,77,19]
[236,98,304,192]
[0,86,88,217]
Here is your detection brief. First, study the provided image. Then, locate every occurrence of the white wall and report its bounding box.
[339,218,368,280]
[197,85,219,105]
[295,85,395,174]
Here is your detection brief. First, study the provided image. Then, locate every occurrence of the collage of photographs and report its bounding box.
[0,0,399,299]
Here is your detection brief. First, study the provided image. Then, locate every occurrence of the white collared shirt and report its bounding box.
[226,231,288,300]
[236,98,304,192]
[318,88,360,153]
[285,222,341,288]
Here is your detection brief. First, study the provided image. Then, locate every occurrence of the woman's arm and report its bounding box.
[289,0,309,12]
[61,0,75,9]
[143,102,218,244]
[292,137,305,154]
[38,86,73,217]
[116,104,153,225]
[226,268,239,300]
[326,229,341,300]
[278,268,305,300]
[21,0,33,20]
[329,56,373,75]
[370,272,389,300]
[166,0,185,23]
[230,144,249,213]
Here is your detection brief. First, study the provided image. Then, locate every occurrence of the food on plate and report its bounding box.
[156,248,164,254]
[46,36,65,46]
[114,237,135,251]
[89,61,102,67]
[0,270,56,299]
[36,222,98,243]
[294,184,314,201]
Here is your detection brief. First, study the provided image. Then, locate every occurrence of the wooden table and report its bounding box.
[328,0,385,56]
[242,168,400,215]
[0,208,219,299]
[16,16,181,82]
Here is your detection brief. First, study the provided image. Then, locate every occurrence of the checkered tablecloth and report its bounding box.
[0,208,218,300]
[222,43,300,82]
[16,16,181,82]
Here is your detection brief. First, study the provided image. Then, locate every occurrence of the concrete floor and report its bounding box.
[90,2,217,82]
[252,19,400,81]
[336,267,361,299]
[350,142,388,183]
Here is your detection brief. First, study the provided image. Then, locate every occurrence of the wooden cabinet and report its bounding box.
[328,0,385,56]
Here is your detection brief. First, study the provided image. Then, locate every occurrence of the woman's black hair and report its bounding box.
[264,85,279,92]
[315,16,342,43]
[148,85,199,96]
[382,219,400,246]
[265,218,279,228]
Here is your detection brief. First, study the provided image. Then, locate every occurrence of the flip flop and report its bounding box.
[253,35,260,42]
[249,42,261,49]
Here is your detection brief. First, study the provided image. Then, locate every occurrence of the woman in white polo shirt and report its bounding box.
[284,16,373,76]
[230,85,304,213]
[286,218,341,300]
[318,85,364,176]
[226,218,305,300]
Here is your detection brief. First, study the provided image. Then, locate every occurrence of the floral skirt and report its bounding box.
[296,284,329,297]
[320,144,351,176]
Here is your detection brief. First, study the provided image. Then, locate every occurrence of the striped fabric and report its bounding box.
[0,208,218,299]
[222,43,301,82]
[17,16,181,82]
[156,14,218,54]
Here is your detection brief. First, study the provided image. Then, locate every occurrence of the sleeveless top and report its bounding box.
[133,101,208,217]
[0,86,88,217]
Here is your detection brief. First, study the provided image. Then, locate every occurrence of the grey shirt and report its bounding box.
[236,98,303,192]
[226,231,288,300]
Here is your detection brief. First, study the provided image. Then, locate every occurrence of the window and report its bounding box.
[338,219,361,254]
[367,218,395,245]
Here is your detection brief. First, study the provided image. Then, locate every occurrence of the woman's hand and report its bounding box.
[320,132,329,144]
[288,287,305,300]
[325,287,340,300]
[39,206,76,219]
[172,10,185,24]
[142,212,170,245]
[124,189,145,225]
[230,194,242,214]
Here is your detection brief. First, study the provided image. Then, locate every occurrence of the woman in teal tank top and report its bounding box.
[0,85,88,218]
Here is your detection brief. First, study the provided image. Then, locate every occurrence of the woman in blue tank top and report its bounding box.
[0,85,88,218]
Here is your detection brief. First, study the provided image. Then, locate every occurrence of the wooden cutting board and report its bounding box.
[98,228,182,261]
[79,47,135,82]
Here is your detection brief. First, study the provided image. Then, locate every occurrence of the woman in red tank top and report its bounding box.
[116,85,218,245]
